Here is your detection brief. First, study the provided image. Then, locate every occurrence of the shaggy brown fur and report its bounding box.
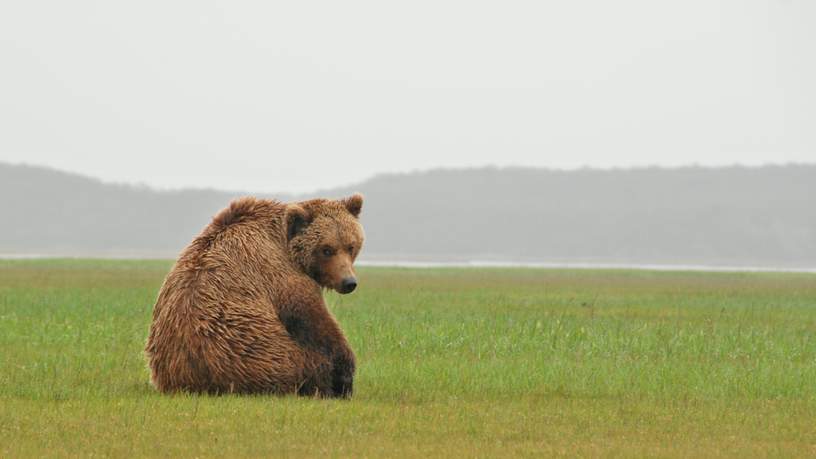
[145,194,364,398]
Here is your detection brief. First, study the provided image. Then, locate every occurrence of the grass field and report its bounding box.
[1,259,815,457]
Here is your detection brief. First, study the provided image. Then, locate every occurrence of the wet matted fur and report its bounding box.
[145,194,364,397]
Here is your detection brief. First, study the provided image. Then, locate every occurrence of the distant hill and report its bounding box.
[1,162,815,268]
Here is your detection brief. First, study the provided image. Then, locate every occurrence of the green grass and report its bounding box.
[1,259,815,457]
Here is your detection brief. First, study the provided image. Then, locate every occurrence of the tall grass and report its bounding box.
[1,260,814,457]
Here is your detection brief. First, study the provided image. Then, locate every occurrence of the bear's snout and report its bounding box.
[339,276,357,294]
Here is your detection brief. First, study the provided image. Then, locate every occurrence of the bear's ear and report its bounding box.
[285,204,312,240]
[341,193,364,218]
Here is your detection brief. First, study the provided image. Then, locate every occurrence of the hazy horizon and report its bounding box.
[4,159,816,196]
[3,162,815,269]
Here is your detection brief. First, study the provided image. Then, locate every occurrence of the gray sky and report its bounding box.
[1,1,814,193]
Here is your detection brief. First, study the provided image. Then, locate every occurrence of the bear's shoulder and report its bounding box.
[210,197,283,232]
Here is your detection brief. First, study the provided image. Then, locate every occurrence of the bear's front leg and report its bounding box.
[279,298,356,398]
[330,349,355,398]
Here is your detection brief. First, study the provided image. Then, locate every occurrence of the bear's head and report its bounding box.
[285,194,365,294]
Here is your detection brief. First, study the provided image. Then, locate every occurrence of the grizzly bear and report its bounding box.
[145,194,364,398]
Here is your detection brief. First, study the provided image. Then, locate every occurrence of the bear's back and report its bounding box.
[146,197,307,393]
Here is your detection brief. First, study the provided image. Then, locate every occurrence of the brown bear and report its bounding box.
[145,194,364,398]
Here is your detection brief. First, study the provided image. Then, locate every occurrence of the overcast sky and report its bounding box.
[1,1,814,193]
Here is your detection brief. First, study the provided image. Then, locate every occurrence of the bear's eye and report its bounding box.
[322,247,334,257]
[347,245,355,253]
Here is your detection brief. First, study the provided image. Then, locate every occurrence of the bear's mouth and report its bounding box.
[308,266,336,292]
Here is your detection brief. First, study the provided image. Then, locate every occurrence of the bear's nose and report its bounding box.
[340,277,357,294]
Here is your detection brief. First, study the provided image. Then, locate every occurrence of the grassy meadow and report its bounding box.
[1,259,815,457]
